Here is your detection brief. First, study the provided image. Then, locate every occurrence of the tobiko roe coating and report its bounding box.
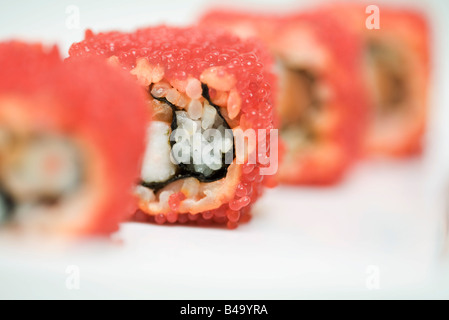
[69,26,278,229]
[0,42,147,236]
[199,10,368,184]
[325,4,430,157]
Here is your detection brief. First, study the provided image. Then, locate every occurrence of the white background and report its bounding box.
[0,0,448,299]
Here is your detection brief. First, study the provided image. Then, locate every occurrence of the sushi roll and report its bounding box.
[326,4,430,157]
[0,42,147,236]
[199,10,368,184]
[69,26,277,228]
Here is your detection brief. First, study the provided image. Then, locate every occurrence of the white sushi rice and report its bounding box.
[172,103,231,176]
[187,99,202,120]
[201,103,217,130]
[134,185,155,202]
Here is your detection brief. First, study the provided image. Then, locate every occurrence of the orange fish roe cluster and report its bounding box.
[133,205,252,230]
[69,27,275,127]
[0,42,147,235]
[69,26,277,228]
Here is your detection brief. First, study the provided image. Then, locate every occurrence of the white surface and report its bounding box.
[0,0,448,299]
[0,160,445,299]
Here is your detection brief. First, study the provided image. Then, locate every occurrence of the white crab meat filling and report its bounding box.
[140,121,177,183]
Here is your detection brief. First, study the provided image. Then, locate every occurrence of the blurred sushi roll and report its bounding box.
[0,42,147,236]
[69,26,277,228]
[200,10,368,184]
[325,4,430,157]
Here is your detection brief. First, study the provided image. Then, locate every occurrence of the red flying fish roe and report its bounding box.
[200,10,368,184]
[69,26,278,228]
[0,42,147,236]
[168,192,186,212]
[69,26,275,96]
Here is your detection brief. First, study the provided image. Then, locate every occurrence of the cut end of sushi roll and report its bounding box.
[321,4,430,157]
[363,10,429,157]
[0,128,85,220]
[0,42,147,237]
[274,14,368,185]
[140,81,234,191]
[69,27,277,228]
[0,109,106,236]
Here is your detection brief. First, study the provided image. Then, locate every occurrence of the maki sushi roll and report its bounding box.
[69,26,277,228]
[0,42,147,236]
[199,10,368,184]
[327,4,430,157]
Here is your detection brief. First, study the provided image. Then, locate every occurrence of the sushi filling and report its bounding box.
[0,131,84,224]
[367,41,407,115]
[0,188,14,223]
[140,82,234,192]
[279,66,321,151]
